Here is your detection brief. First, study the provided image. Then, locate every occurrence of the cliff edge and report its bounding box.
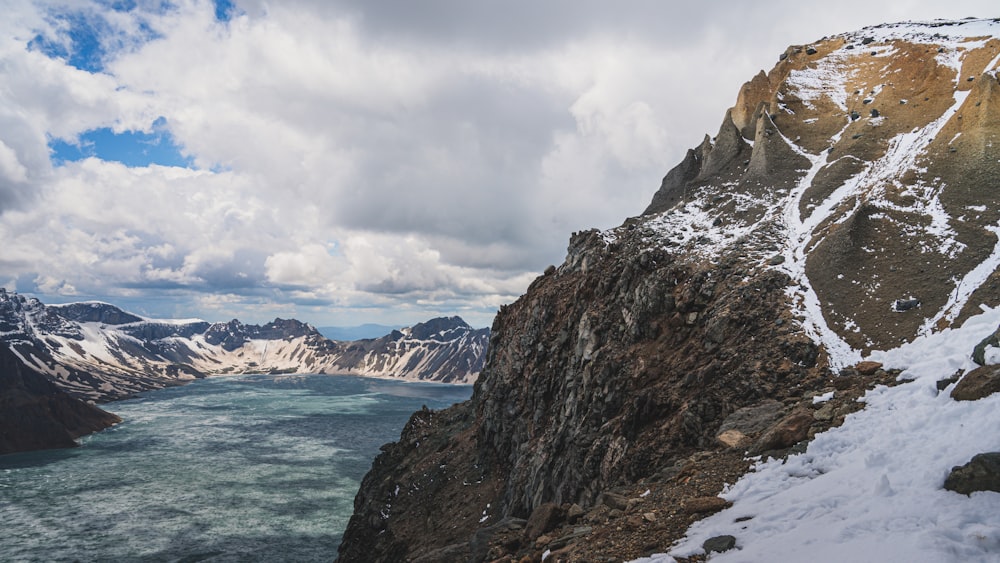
[339,18,1000,562]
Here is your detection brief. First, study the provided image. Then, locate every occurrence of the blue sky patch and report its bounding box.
[49,118,194,168]
[28,3,166,72]
[29,11,109,72]
[214,0,236,22]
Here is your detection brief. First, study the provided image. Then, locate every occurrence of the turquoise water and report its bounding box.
[0,374,472,562]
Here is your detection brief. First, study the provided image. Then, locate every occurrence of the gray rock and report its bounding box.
[972,325,1000,366]
[936,375,960,391]
[717,400,786,444]
[703,535,737,553]
[944,453,1000,495]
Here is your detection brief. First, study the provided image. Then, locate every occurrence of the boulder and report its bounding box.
[717,429,752,449]
[950,365,1000,401]
[855,361,883,376]
[751,408,813,454]
[524,503,564,541]
[566,503,584,524]
[716,400,786,448]
[683,496,732,515]
[703,535,737,553]
[944,453,1000,495]
[597,492,629,511]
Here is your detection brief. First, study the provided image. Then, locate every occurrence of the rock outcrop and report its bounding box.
[339,18,1000,562]
[944,452,1000,495]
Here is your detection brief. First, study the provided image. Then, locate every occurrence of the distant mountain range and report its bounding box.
[0,289,489,404]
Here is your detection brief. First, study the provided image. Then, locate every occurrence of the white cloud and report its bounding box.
[1,0,997,327]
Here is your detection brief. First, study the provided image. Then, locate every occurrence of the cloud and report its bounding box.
[1,0,998,327]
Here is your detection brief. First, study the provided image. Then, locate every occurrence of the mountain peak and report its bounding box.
[48,302,143,325]
[407,316,472,340]
[639,17,1000,359]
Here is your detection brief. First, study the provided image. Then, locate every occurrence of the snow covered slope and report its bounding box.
[0,289,487,401]
[642,18,1000,365]
[631,307,1000,562]
[623,18,1000,563]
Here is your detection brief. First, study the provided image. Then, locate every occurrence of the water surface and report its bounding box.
[0,374,472,562]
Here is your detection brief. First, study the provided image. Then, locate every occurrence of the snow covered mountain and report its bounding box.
[0,289,487,402]
[339,18,1000,563]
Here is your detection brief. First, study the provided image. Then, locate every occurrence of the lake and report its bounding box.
[0,374,472,562]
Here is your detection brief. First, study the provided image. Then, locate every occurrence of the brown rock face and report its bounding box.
[339,225,825,561]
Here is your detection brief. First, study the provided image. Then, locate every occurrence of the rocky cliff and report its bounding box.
[0,342,120,455]
[338,18,1000,562]
[0,289,488,402]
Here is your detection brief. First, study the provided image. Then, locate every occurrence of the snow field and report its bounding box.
[632,306,1000,562]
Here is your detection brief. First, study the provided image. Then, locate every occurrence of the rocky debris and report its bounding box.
[944,453,1000,495]
[703,535,737,553]
[337,403,504,563]
[950,365,1000,401]
[469,517,526,563]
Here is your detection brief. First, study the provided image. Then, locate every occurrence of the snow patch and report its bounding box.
[656,307,1000,562]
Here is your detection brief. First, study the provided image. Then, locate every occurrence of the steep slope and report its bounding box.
[645,18,1000,358]
[0,289,488,401]
[339,18,1000,562]
[0,342,120,455]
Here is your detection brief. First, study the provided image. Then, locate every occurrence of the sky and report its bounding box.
[0,1,997,329]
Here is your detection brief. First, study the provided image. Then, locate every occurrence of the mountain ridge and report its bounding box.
[338,18,1000,562]
[0,288,488,404]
